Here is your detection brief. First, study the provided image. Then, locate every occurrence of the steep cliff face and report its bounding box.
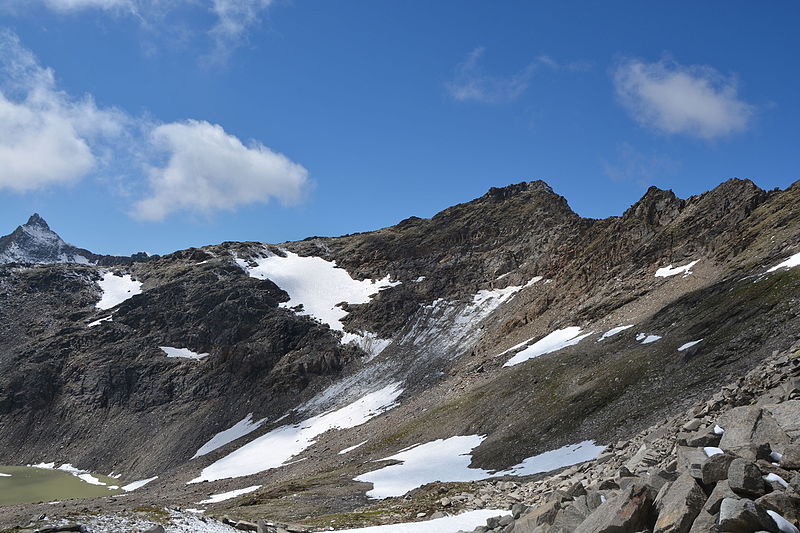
[0,178,798,528]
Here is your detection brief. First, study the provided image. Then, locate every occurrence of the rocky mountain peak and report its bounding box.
[0,214,92,265]
[25,213,50,229]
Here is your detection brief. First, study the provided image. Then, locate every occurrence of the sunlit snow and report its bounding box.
[87,315,113,327]
[339,440,368,455]
[192,414,269,459]
[0,473,9,477]
[29,462,114,488]
[236,250,399,356]
[766,252,800,273]
[356,436,603,499]
[198,485,261,504]
[121,476,158,491]
[655,260,699,278]
[677,339,703,351]
[767,510,799,533]
[331,509,511,533]
[597,325,634,341]
[503,327,593,367]
[96,272,142,310]
[160,346,209,360]
[636,333,662,344]
[189,383,403,483]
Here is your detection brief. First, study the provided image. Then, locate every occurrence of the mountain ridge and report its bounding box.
[0,177,798,530]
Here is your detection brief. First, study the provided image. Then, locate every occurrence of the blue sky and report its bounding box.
[0,1,798,255]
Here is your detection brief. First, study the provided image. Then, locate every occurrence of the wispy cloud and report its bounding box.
[446,48,584,104]
[1,0,274,63]
[613,56,755,139]
[0,31,310,219]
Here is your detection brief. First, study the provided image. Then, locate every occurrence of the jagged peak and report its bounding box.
[25,213,50,230]
[483,180,555,202]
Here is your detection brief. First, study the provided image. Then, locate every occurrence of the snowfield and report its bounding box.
[96,272,142,310]
[236,250,399,357]
[356,435,604,499]
[236,250,399,331]
[192,414,269,459]
[655,260,699,278]
[160,346,209,360]
[503,327,593,367]
[189,383,403,483]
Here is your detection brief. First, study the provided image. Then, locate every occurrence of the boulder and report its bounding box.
[718,497,778,532]
[701,453,737,485]
[781,445,800,470]
[688,480,738,533]
[685,429,722,448]
[653,472,707,533]
[677,446,709,480]
[512,500,561,532]
[718,407,762,459]
[573,485,653,533]
[756,490,800,523]
[729,458,767,498]
[765,401,800,441]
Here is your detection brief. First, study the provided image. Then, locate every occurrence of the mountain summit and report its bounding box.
[0,214,94,265]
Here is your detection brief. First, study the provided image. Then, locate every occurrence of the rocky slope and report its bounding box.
[0,178,799,531]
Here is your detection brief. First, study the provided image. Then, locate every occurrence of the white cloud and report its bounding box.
[0,32,310,220]
[0,30,126,192]
[133,120,309,221]
[613,57,755,139]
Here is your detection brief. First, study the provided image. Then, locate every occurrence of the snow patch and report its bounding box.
[331,509,511,533]
[356,436,603,499]
[0,472,10,477]
[339,440,368,455]
[503,327,593,367]
[29,462,114,488]
[236,250,399,331]
[597,325,634,342]
[766,252,800,273]
[704,447,724,457]
[236,250,398,355]
[767,510,800,533]
[96,272,142,310]
[189,383,403,483]
[121,476,158,491]
[198,485,261,504]
[160,346,209,360]
[714,425,725,435]
[677,339,703,351]
[655,260,699,278]
[764,473,789,489]
[192,414,269,459]
[88,315,113,327]
[636,333,662,344]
